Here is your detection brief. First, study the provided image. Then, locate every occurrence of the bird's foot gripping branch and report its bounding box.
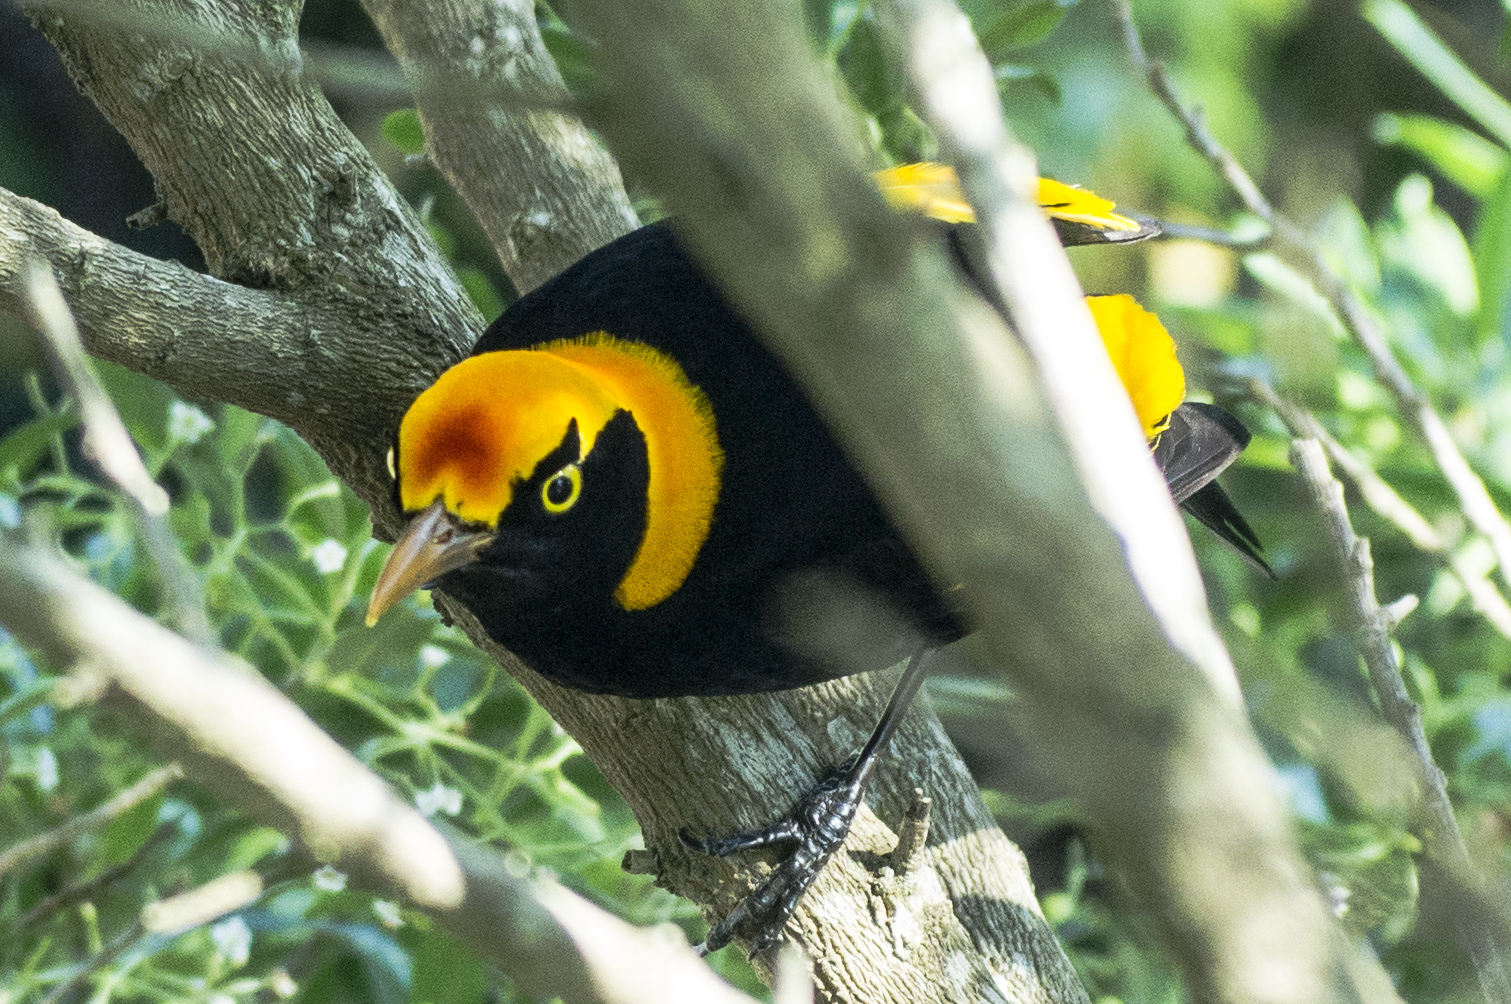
[682,648,933,955]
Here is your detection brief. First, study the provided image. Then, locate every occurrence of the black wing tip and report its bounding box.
[1181,482,1276,579]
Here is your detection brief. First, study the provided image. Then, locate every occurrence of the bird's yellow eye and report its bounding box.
[386,447,397,480]
[541,463,582,514]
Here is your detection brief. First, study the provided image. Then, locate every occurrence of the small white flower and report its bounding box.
[414,782,462,818]
[208,995,236,1004]
[419,644,451,670]
[210,915,252,967]
[372,899,404,928]
[310,539,347,575]
[168,401,215,444]
[34,747,58,793]
[311,865,347,892]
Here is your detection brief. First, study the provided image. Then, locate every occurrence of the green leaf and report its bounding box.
[1378,174,1479,318]
[0,408,76,479]
[381,109,426,157]
[996,63,1062,104]
[100,791,164,868]
[979,1,1068,57]
[457,267,505,323]
[404,927,486,1004]
[1316,197,1381,297]
[223,826,290,871]
[1474,163,1511,344]
[1243,252,1346,336]
[839,18,903,115]
[1373,112,1509,199]
[1364,0,1511,148]
[541,25,595,94]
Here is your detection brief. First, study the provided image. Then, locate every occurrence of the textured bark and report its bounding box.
[361,0,639,294]
[4,1,1085,1001]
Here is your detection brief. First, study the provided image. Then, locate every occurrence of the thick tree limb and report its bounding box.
[3,0,1059,998]
[554,0,1358,1001]
[0,533,757,1004]
[361,0,639,293]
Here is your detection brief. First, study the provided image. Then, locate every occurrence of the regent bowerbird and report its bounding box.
[366,164,1270,955]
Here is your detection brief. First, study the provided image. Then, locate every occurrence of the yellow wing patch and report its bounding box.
[875,162,977,223]
[1086,294,1185,439]
[1036,177,1141,232]
[873,162,1142,232]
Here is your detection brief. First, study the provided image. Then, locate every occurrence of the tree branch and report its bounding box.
[1109,0,1511,597]
[2,0,1057,997]
[0,532,757,1004]
[1251,379,1511,640]
[1290,439,1511,1004]
[360,0,639,293]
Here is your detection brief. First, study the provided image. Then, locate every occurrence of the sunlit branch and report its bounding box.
[20,262,212,642]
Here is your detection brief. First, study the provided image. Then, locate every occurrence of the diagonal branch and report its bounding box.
[360,0,639,294]
[1251,379,1511,639]
[1290,439,1511,1004]
[0,532,757,1004]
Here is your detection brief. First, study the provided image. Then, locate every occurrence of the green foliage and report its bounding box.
[7,0,1511,1002]
[0,367,715,999]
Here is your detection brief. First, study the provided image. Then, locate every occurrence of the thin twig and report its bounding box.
[1290,438,1511,1004]
[21,261,211,643]
[15,821,178,933]
[1252,380,1511,639]
[1152,221,1270,249]
[1111,0,1511,597]
[0,763,183,880]
[36,921,146,1004]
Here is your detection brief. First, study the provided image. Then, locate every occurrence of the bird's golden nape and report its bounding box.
[1085,293,1186,440]
[367,333,724,630]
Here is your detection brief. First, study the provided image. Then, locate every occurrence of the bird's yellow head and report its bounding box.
[368,334,724,627]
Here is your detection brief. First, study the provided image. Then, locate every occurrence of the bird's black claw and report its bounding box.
[688,765,867,955]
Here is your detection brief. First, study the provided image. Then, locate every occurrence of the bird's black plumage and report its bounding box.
[442,221,963,697]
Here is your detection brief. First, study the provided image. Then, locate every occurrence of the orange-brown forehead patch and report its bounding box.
[398,352,619,524]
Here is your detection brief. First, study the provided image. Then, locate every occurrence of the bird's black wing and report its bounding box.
[1153,402,1274,577]
[1052,216,1162,247]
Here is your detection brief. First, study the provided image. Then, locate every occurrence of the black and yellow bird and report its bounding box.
[366,167,1268,954]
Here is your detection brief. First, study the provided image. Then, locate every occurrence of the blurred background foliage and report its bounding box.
[2,0,1511,1001]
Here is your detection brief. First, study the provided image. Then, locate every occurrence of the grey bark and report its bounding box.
[4,2,1084,1001]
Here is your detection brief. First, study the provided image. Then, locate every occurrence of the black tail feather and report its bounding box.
[1180,481,1275,578]
[1153,402,1274,576]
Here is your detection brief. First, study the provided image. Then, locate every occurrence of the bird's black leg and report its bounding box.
[680,647,933,956]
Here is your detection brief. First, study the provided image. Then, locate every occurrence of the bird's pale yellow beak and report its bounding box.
[366,499,495,626]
